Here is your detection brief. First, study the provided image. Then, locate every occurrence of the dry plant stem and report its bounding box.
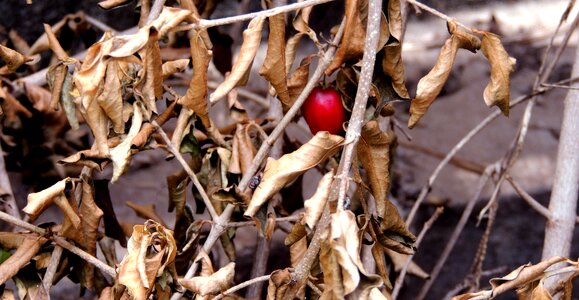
[152,120,219,220]
[403,0,473,32]
[415,166,493,300]
[145,0,166,24]
[542,45,579,274]
[0,211,116,278]
[336,0,382,210]
[186,0,335,30]
[213,274,271,300]
[391,206,444,300]
[0,143,22,221]
[42,245,63,291]
[227,215,301,227]
[307,279,323,295]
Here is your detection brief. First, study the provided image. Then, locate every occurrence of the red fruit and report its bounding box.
[302,86,346,135]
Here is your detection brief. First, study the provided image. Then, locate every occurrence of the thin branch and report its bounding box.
[392,206,444,300]
[152,120,219,220]
[180,0,335,30]
[42,245,63,291]
[541,83,579,90]
[227,214,302,228]
[146,0,167,24]
[403,0,474,32]
[415,166,494,300]
[0,211,116,278]
[307,279,323,295]
[213,274,271,300]
[336,0,382,210]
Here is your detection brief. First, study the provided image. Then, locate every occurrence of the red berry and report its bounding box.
[302,86,346,135]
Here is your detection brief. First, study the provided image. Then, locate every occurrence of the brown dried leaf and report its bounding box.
[0,234,48,285]
[287,55,313,106]
[43,23,69,61]
[210,17,265,103]
[161,58,189,79]
[47,63,67,111]
[126,201,167,228]
[481,32,515,116]
[320,210,383,298]
[386,0,403,41]
[304,170,334,229]
[0,44,31,74]
[0,82,33,126]
[110,102,143,182]
[179,262,235,296]
[284,222,307,268]
[245,132,344,217]
[516,279,552,300]
[370,202,416,255]
[266,268,292,300]
[23,178,80,227]
[179,30,211,128]
[371,243,392,289]
[228,122,261,176]
[259,13,290,112]
[325,0,366,75]
[357,120,396,217]
[98,0,132,9]
[138,29,164,113]
[97,60,124,133]
[490,257,565,297]
[408,23,481,128]
[384,248,429,279]
[285,5,318,73]
[76,176,103,289]
[382,43,409,99]
[118,220,177,300]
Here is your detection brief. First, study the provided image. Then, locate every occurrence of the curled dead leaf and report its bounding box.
[304,170,334,229]
[408,22,481,128]
[23,178,80,227]
[210,17,265,103]
[480,32,516,116]
[245,132,344,217]
[0,44,32,74]
[179,262,235,296]
[259,13,290,112]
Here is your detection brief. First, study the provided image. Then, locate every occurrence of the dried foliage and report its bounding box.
[0,0,572,300]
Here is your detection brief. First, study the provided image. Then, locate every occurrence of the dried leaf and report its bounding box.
[210,17,265,103]
[43,23,69,61]
[490,257,565,297]
[408,22,481,128]
[138,28,164,113]
[97,60,124,133]
[481,32,515,116]
[47,63,67,111]
[98,0,132,9]
[382,43,409,99]
[179,262,235,296]
[228,122,261,176]
[284,222,307,268]
[23,178,80,227]
[325,0,366,75]
[126,201,167,228]
[259,13,290,112]
[304,170,334,229]
[118,220,177,299]
[179,30,211,128]
[384,248,429,279]
[266,268,292,300]
[287,55,313,106]
[0,44,31,74]
[245,132,344,217]
[370,202,416,255]
[110,102,143,182]
[161,58,189,79]
[516,279,552,300]
[357,120,396,217]
[0,234,48,285]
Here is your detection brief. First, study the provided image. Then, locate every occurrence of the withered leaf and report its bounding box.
[266,268,292,300]
[285,5,318,73]
[408,22,481,128]
[98,0,132,9]
[384,248,429,279]
[138,29,164,114]
[0,234,48,285]
[161,58,189,79]
[370,201,416,255]
[481,32,515,116]
[0,44,31,74]
[179,262,235,296]
[110,102,143,182]
[178,30,211,128]
[284,222,307,268]
[43,23,69,61]
[259,13,290,112]
[97,60,124,134]
[382,43,409,99]
[303,170,334,229]
[118,220,177,300]
[245,132,344,217]
[47,63,67,111]
[357,121,396,217]
[23,178,80,227]
[228,122,261,176]
[210,17,265,104]
[287,55,313,106]
[325,0,366,75]
[516,279,552,300]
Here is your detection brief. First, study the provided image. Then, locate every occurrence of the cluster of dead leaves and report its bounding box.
[0,0,524,298]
